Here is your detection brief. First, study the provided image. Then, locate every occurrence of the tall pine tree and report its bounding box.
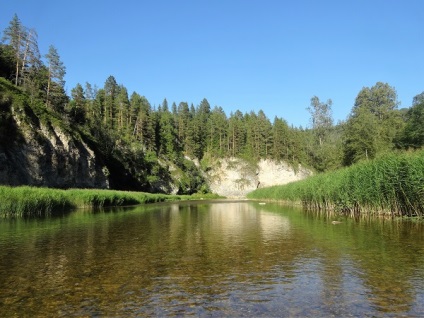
[45,45,66,111]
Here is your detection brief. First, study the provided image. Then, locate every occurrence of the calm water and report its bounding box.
[1,200,424,317]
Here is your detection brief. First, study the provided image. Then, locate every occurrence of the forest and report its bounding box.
[1,14,424,192]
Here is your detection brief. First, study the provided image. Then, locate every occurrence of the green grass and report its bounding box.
[0,186,72,217]
[247,150,424,217]
[0,186,222,218]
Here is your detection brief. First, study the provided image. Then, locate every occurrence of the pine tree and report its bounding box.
[103,75,118,128]
[20,28,41,90]
[244,111,257,158]
[188,98,211,159]
[116,85,130,133]
[177,102,191,149]
[227,110,246,157]
[272,117,290,160]
[157,100,180,159]
[2,14,26,85]
[207,106,227,156]
[257,110,272,157]
[45,45,66,111]
[2,15,42,101]
[131,93,155,151]
[130,92,142,138]
[84,82,100,125]
[68,83,86,124]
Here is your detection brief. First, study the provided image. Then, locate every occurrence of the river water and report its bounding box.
[1,200,424,317]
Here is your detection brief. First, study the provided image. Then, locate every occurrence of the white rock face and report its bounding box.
[206,158,311,198]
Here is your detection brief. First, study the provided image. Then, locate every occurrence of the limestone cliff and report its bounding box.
[205,158,311,198]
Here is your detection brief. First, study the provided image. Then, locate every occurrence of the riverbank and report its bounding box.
[0,186,221,217]
[247,150,424,217]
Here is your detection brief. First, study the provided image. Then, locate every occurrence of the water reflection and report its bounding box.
[0,201,424,316]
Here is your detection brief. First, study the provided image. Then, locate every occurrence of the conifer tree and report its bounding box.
[131,93,155,150]
[84,82,100,125]
[227,110,246,157]
[68,83,86,124]
[103,75,118,128]
[207,106,227,156]
[2,14,25,85]
[272,117,290,160]
[116,85,130,133]
[130,92,142,137]
[20,28,41,89]
[177,102,191,147]
[257,110,272,157]
[157,100,180,159]
[45,45,66,110]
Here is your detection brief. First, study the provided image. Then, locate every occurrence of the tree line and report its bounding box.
[1,14,424,176]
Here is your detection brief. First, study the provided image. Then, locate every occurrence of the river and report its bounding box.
[0,200,424,317]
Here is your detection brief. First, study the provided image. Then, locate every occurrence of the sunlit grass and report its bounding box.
[0,186,73,217]
[0,186,221,218]
[247,150,424,217]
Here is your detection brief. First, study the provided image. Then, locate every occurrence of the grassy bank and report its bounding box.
[247,150,424,217]
[0,186,220,217]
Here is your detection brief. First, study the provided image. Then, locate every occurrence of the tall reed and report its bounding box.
[0,186,73,217]
[247,150,424,217]
[0,187,198,218]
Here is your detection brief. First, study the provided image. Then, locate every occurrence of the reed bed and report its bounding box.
[0,186,187,218]
[0,186,73,217]
[247,150,424,217]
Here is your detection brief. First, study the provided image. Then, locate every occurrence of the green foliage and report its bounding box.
[66,83,86,124]
[0,44,16,79]
[398,95,424,149]
[0,186,74,217]
[248,150,424,217]
[45,45,67,111]
[2,16,424,196]
[343,82,404,165]
[0,77,68,140]
[176,158,209,195]
[0,186,196,217]
[157,103,181,160]
[307,96,333,146]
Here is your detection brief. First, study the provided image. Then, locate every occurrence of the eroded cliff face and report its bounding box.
[205,158,311,198]
[0,105,109,188]
[0,82,309,193]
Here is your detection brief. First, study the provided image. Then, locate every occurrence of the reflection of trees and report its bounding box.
[0,203,424,316]
[344,219,421,314]
[278,208,424,315]
[0,203,314,315]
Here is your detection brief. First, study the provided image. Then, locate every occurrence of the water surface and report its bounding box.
[1,200,424,317]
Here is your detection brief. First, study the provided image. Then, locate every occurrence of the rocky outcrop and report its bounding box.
[205,158,311,198]
[0,80,310,193]
[0,106,109,189]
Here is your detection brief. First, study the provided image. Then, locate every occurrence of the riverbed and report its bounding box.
[1,200,423,316]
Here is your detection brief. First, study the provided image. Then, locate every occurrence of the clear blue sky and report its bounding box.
[1,0,423,127]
